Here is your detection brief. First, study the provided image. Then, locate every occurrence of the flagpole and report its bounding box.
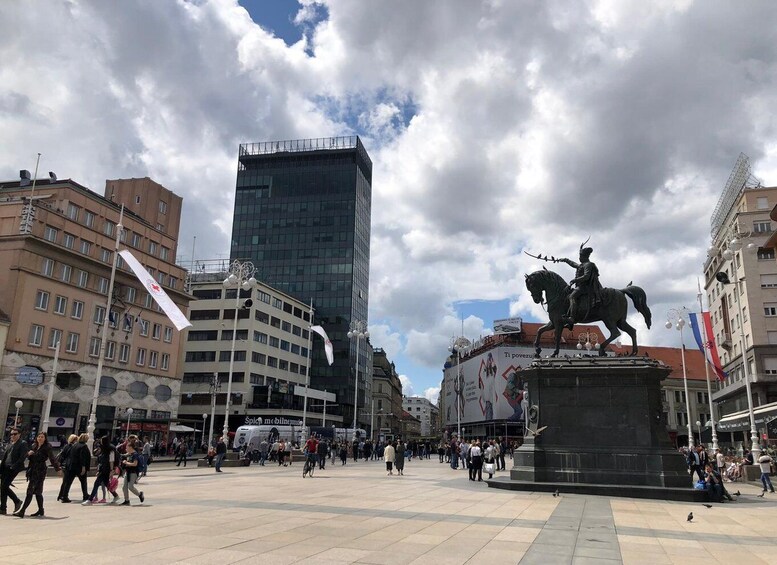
[697,279,719,451]
[301,299,314,442]
[87,204,124,453]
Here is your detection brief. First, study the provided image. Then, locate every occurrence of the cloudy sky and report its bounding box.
[3,0,777,403]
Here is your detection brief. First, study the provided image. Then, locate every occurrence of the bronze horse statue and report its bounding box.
[525,268,652,357]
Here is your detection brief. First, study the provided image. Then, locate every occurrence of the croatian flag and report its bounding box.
[688,312,727,381]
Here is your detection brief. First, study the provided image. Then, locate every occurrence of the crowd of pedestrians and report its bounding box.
[0,428,151,519]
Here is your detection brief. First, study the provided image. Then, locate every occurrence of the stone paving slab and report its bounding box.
[1,459,776,564]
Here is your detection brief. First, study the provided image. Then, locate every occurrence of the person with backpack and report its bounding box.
[119,438,145,505]
[56,434,78,502]
[83,436,120,506]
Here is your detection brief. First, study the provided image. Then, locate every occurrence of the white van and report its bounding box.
[234,425,304,451]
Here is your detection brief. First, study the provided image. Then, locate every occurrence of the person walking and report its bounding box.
[384,441,396,476]
[175,440,188,467]
[56,434,78,502]
[758,452,775,494]
[83,436,120,505]
[394,440,405,476]
[469,440,483,482]
[339,442,348,465]
[14,432,62,518]
[214,436,227,472]
[140,437,152,479]
[484,440,497,480]
[0,428,28,515]
[259,439,268,466]
[119,438,144,506]
[60,433,90,502]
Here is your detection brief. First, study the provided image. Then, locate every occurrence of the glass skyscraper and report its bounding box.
[231,136,372,428]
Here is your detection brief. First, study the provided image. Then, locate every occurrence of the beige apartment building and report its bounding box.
[402,396,439,437]
[704,175,777,439]
[0,176,190,444]
[179,263,343,437]
[371,348,403,441]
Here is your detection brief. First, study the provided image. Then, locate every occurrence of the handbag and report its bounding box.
[484,462,495,474]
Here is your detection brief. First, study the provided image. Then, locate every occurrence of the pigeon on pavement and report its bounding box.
[687,512,693,522]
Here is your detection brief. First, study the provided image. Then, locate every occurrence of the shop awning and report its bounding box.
[717,402,777,432]
[169,424,196,432]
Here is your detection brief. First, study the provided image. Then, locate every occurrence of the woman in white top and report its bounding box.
[383,442,396,476]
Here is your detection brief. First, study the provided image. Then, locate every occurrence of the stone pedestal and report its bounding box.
[489,357,705,501]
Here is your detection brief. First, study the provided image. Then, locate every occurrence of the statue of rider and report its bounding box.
[559,244,602,328]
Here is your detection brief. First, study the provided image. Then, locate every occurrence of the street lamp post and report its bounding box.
[347,320,369,436]
[40,340,61,435]
[13,400,23,427]
[221,260,258,447]
[715,268,761,460]
[448,336,471,440]
[695,420,702,447]
[666,308,694,449]
[201,413,208,449]
[125,408,134,439]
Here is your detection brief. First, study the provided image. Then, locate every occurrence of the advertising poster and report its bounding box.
[442,344,575,426]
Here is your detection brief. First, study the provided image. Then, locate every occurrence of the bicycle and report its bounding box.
[303,455,315,478]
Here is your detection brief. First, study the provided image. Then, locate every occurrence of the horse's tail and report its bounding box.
[622,285,652,329]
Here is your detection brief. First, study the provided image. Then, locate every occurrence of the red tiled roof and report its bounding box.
[634,345,708,381]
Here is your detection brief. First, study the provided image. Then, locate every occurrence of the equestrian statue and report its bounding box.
[524,239,652,357]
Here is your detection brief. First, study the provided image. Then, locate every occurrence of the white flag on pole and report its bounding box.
[118,250,192,331]
[310,325,334,365]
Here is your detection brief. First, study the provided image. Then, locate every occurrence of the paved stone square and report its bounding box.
[1,457,776,564]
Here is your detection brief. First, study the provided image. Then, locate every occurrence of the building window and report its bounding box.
[104,221,115,237]
[93,305,105,325]
[65,332,79,353]
[44,226,58,242]
[53,295,67,315]
[48,328,62,349]
[84,210,95,228]
[98,277,109,294]
[765,303,777,317]
[56,372,80,390]
[89,337,101,357]
[757,196,769,210]
[66,203,79,220]
[754,221,772,234]
[139,319,149,336]
[269,336,279,348]
[77,270,88,288]
[272,297,283,309]
[164,326,173,343]
[42,258,54,277]
[161,353,170,371]
[71,300,84,320]
[159,200,168,214]
[136,348,146,366]
[144,293,153,308]
[28,324,44,346]
[161,247,169,261]
[63,233,75,249]
[126,287,136,303]
[60,264,72,283]
[80,240,92,255]
[99,376,117,395]
[34,290,50,310]
[257,291,271,304]
[129,381,148,399]
[149,241,157,256]
[130,232,142,248]
[100,248,112,263]
[149,350,158,368]
[105,340,116,360]
[155,384,171,402]
[758,248,775,261]
[119,343,130,363]
[151,323,161,340]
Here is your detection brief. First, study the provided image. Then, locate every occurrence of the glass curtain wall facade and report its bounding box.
[231,137,372,428]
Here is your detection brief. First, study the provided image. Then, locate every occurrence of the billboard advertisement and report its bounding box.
[493,317,522,334]
[442,344,574,426]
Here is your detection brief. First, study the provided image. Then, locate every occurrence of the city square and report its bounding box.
[1,458,776,565]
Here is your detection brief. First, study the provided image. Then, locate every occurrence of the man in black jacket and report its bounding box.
[0,428,28,514]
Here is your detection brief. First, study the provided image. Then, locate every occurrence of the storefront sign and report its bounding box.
[244,416,302,427]
[16,366,44,386]
[52,417,75,428]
